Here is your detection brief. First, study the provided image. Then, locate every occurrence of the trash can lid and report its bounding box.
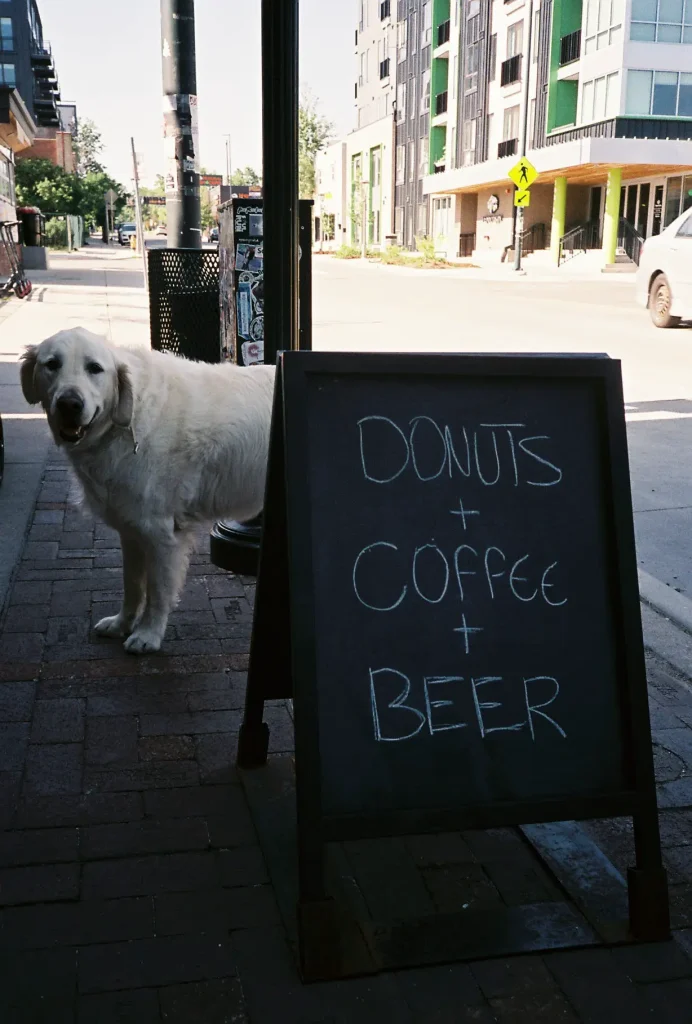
[18,206,41,213]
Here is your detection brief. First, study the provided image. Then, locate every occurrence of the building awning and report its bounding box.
[0,87,38,153]
[425,135,692,195]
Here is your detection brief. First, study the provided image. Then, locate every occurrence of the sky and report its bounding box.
[38,0,356,188]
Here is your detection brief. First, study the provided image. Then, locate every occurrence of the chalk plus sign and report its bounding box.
[454,614,484,654]
[450,499,480,531]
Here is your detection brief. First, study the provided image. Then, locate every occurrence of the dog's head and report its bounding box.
[20,328,133,448]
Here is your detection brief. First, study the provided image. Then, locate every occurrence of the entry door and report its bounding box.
[621,184,652,239]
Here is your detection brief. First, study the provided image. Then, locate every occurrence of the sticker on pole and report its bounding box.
[508,158,537,189]
[514,189,531,208]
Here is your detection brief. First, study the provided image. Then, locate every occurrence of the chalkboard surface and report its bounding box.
[281,354,642,824]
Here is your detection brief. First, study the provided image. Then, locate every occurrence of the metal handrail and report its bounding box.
[617,217,644,265]
[558,220,600,263]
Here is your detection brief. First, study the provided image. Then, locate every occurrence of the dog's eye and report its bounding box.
[44,358,61,372]
[86,362,104,375]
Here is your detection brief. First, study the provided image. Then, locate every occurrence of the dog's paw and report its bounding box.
[123,628,162,655]
[94,614,133,638]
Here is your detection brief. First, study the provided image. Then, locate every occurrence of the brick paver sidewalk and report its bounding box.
[2,449,692,1022]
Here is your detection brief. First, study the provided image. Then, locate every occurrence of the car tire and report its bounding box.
[649,274,681,329]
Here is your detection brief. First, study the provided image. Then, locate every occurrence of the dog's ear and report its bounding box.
[19,346,40,404]
[113,363,134,427]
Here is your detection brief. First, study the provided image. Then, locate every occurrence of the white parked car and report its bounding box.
[636,207,692,328]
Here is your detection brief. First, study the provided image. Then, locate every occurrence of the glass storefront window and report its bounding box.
[664,176,682,226]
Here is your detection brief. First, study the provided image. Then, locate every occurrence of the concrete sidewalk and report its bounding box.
[0,242,148,614]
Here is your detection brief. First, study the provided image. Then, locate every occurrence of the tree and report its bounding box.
[72,118,104,175]
[231,166,262,186]
[15,158,81,214]
[299,87,334,199]
[78,171,128,232]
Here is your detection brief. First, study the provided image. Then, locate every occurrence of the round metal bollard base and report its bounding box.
[209,515,262,577]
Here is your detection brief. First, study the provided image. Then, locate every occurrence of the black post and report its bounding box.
[160,0,201,249]
[209,0,301,577]
[262,0,300,363]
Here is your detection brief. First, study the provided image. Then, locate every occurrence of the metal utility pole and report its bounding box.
[130,137,148,288]
[224,134,232,186]
[160,0,201,248]
[262,0,299,362]
[513,0,534,272]
[361,179,368,259]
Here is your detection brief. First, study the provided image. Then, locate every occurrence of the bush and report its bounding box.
[333,244,363,259]
[44,218,68,249]
[415,235,437,261]
[380,244,407,265]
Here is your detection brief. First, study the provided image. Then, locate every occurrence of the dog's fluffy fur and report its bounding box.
[21,328,274,653]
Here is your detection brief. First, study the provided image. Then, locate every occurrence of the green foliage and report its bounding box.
[299,87,334,199]
[333,244,362,259]
[231,166,261,186]
[16,159,81,215]
[72,118,104,175]
[415,235,437,261]
[379,244,408,265]
[44,218,68,249]
[78,171,128,229]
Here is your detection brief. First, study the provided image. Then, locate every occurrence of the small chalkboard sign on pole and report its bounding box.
[238,351,669,981]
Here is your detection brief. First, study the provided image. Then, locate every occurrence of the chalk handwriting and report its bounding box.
[454,614,484,654]
[358,416,562,487]
[450,498,480,530]
[369,668,567,743]
[353,541,568,611]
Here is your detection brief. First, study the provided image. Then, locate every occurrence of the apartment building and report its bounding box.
[423,0,692,266]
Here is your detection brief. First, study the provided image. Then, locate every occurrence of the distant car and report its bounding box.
[119,223,137,246]
[209,226,219,244]
[636,207,692,328]
[156,226,167,237]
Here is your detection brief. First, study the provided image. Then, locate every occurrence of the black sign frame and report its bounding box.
[239,350,669,979]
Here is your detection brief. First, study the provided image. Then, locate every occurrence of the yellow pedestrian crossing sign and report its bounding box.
[514,189,531,208]
[508,158,538,189]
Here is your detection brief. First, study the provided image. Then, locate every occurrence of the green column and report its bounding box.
[602,167,622,266]
[550,176,567,265]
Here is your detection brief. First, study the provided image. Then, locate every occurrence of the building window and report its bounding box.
[449,125,456,169]
[397,18,407,61]
[432,196,453,240]
[503,104,520,140]
[411,11,418,54]
[507,20,524,57]
[421,68,431,113]
[626,69,692,116]
[0,62,15,85]
[489,35,497,80]
[371,146,382,187]
[462,118,477,165]
[581,72,619,122]
[465,41,479,92]
[0,18,12,51]
[631,0,692,42]
[322,213,335,242]
[419,135,429,176]
[396,81,405,120]
[396,144,405,184]
[584,0,623,53]
[422,0,432,45]
[408,140,415,180]
[663,174,692,224]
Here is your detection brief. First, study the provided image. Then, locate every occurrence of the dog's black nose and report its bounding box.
[56,391,84,418]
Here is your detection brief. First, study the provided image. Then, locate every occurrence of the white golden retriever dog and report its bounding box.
[21,328,274,654]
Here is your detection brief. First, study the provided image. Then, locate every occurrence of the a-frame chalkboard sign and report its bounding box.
[238,351,669,982]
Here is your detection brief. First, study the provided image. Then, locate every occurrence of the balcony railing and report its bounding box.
[434,90,448,116]
[618,218,644,265]
[379,57,390,79]
[559,29,581,66]
[500,54,521,86]
[437,19,451,46]
[498,138,518,158]
[380,0,391,19]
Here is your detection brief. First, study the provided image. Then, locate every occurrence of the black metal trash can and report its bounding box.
[148,248,220,364]
[18,208,43,247]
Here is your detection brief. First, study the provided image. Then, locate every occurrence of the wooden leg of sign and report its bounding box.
[297,897,342,982]
[237,701,269,768]
[629,803,670,940]
[627,866,670,940]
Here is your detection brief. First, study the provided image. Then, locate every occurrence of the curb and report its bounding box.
[639,568,692,636]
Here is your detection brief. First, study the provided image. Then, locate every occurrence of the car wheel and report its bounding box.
[649,274,681,328]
